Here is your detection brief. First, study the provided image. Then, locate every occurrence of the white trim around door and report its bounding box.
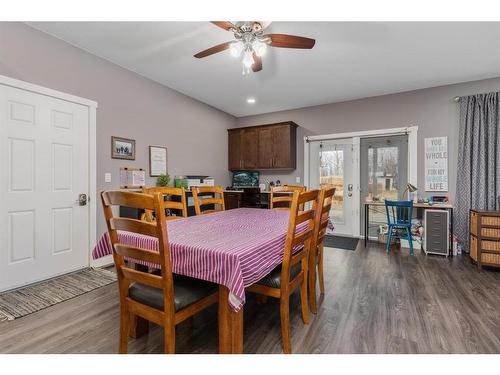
[304,126,418,238]
[0,74,99,275]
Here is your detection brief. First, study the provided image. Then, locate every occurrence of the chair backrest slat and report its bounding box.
[270,185,306,210]
[111,217,158,237]
[142,187,188,222]
[295,210,316,225]
[103,191,156,211]
[291,230,313,248]
[192,186,225,215]
[114,244,162,265]
[121,267,164,289]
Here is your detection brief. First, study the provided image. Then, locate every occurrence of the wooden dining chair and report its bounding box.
[308,187,335,314]
[270,185,306,210]
[247,189,319,354]
[142,186,188,222]
[192,186,225,215]
[101,191,218,354]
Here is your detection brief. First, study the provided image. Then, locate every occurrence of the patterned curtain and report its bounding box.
[455,92,500,251]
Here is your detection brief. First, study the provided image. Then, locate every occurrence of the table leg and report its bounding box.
[450,208,454,257]
[129,315,149,338]
[364,204,369,247]
[218,285,243,354]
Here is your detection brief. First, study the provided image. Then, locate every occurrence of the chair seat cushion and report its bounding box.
[256,263,302,289]
[128,274,217,312]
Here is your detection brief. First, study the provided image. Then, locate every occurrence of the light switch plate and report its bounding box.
[296,176,301,183]
[105,173,111,183]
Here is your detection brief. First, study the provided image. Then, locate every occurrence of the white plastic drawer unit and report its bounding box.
[424,209,449,256]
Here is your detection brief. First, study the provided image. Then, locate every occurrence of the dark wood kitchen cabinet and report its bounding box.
[227,122,297,171]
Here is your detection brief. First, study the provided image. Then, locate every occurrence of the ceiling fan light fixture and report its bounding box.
[252,40,267,57]
[242,50,254,68]
[229,41,244,57]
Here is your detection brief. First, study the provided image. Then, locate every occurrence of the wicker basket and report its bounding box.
[481,215,500,226]
[470,234,500,266]
[481,227,500,237]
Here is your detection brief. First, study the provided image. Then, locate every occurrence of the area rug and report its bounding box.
[0,267,116,321]
[324,235,359,251]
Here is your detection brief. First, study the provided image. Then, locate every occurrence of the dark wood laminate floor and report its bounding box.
[1,243,499,354]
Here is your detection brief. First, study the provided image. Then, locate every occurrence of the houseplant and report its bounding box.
[156,173,170,187]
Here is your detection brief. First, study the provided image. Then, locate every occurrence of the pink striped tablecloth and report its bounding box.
[93,208,304,311]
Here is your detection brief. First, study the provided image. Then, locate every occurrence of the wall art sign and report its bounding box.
[425,136,448,191]
[149,146,167,177]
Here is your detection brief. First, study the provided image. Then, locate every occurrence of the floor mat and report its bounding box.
[0,267,116,321]
[324,235,359,251]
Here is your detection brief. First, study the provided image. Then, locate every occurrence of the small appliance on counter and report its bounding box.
[175,175,214,190]
[429,195,449,204]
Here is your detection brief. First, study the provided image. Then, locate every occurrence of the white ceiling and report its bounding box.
[28,22,500,117]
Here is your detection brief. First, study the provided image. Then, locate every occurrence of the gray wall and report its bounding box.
[0,22,234,237]
[236,77,500,202]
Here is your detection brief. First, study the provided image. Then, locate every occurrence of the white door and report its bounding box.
[0,84,90,291]
[308,139,355,236]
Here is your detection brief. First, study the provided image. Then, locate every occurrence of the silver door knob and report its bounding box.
[78,193,88,206]
[347,184,353,197]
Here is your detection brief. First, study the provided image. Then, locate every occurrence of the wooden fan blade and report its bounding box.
[265,34,316,49]
[194,42,232,58]
[211,21,239,32]
[252,53,262,72]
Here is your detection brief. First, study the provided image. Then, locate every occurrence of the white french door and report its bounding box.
[0,83,91,291]
[307,138,355,236]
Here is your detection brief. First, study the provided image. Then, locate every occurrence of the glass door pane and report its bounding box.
[308,139,354,235]
[320,148,345,223]
[360,135,408,236]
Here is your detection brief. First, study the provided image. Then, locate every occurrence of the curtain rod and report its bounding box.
[454,90,500,103]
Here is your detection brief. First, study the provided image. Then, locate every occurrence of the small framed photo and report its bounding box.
[112,136,135,160]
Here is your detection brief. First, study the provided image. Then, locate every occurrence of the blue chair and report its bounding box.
[385,200,414,255]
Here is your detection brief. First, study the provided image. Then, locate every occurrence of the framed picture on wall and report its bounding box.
[149,146,167,176]
[112,136,135,160]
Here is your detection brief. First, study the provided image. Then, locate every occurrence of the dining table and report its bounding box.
[92,207,301,354]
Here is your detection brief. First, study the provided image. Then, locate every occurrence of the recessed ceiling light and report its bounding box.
[247,98,256,104]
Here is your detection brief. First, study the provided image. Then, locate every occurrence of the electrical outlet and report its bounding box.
[105,173,111,183]
[296,176,301,183]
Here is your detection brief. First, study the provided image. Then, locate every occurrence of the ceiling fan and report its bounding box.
[194,21,316,75]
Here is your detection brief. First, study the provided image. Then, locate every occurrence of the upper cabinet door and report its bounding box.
[258,127,274,169]
[273,124,296,169]
[228,130,242,170]
[241,128,259,169]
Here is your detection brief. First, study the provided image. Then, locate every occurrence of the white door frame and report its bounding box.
[0,74,98,267]
[304,126,418,237]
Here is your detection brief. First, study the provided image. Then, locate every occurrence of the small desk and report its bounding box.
[363,201,454,255]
